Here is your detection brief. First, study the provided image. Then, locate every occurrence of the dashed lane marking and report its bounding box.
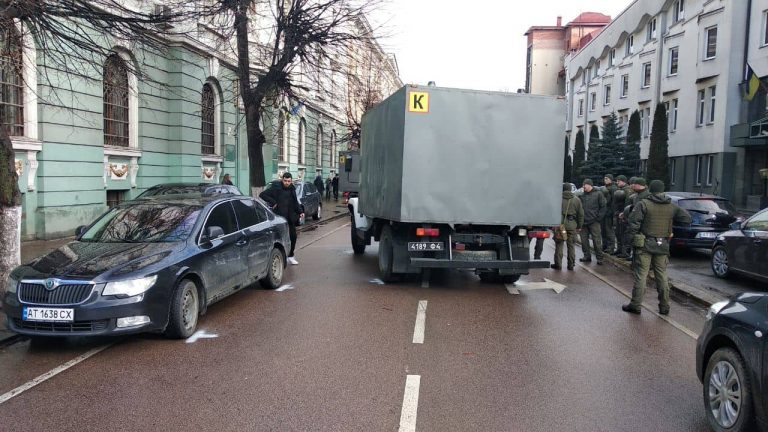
[0,343,113,405]
[398,374,421,432]
[412,300,428,344]
[185,330,218,344]
[275,284,295,292]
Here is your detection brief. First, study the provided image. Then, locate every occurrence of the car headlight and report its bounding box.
[103,275,158,297]
[7,276,19,294]
[706,300,729,321]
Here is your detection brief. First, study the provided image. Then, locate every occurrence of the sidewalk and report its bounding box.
[0,201,350,346]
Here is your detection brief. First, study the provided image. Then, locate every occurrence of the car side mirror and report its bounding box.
[75,225,88,239]
[729,221,742,231]
[201,226,225,243]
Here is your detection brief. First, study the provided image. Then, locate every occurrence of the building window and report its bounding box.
[674,0,685,23]
[763,10,768,46]
[642,107,651,137]
[298,118,306,165]
[106,190,126,209]
[590,92,597,111]
[625,35,634,57]
[201,83,215,155]
[621,75,629,98]
[277,110,287,162]
[647,18,657,42]
[668,47,679,76]
[697,89,706,126]
[706,154,715,186]
[103,54,130,147]
[670,158,677,185]
[0,25,24,137]
[642,62,652,88]
[708,85,716,124]
[594,61,600,77]
[609,49,616,66]
[578,98,584,117]
[330,130,337,171]
[671,98,678,132]
[604,85,611,105]
[695,155,703,186]
[704,26,717,60]
[582,72,586,86]
[316,124,323,167]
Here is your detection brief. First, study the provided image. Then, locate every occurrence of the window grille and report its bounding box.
[201,83,215,155]
[103,54,129,147]
[0,26,24,136]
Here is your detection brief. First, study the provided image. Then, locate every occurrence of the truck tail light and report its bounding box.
[528,231,550,239]
[416,228,440,237]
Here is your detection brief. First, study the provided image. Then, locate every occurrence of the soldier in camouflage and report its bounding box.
[622,180,691,315]
[601,174,617,254]
[613,175,633,258]
[578,178,607,264]
[552,182,584,270]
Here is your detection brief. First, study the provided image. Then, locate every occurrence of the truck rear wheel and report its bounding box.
[351,217,366,255]
[378,225,397,282]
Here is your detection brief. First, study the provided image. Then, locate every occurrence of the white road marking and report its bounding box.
[185,329,219,344]
[412,300,428,344]
[299,222,350,250]
[275,284,295,292]
[506,284,520,295]
[420,279,429,288]
[398,375,421,432]
[369,278,385,285]
[511,278,566,294]
[0,343,113,405]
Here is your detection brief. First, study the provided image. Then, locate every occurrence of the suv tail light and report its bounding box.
[528,231,550,239]
[416,228,440,237]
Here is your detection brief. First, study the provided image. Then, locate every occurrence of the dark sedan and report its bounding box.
[697,293,768,432]
[3,194,290,339]
[711,207,768,283]
[666,192,743,251]
[137,183,242,198]
[266,180,322,224]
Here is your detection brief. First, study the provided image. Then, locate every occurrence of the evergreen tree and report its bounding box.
[647,103,670,185]
[599,112,626,176]
[563,136,572,183]
[572,129,585,185]
[624,110,642,176]
[582,123,607,182]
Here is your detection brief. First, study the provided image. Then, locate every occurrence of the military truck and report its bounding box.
[348,85,565,283]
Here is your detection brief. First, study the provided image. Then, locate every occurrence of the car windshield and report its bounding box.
[678,199,736,214]
[80,203,202,243]
[138,186,203,197]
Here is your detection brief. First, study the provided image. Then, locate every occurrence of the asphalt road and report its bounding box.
[668,248,767,299]
[0,217,712,431]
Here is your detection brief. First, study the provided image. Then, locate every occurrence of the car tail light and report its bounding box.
[343,192,350,204]
[416,228,440,237]
[528,231,550,239]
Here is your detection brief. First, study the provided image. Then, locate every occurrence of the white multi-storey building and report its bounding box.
[564,0,768,209]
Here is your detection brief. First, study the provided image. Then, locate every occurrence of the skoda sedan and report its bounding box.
[3,194,290,339]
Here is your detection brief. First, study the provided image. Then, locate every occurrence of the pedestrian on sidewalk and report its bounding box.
[601,174,617,254]
[622,180,691,315]
[613,175,632,258]
[552,182,584,270]
[314,173,325,199]
[332,174,339,200]
[578,178,607,264]
[325,176,332,200]
[259,172,304,265]
[221,173,233,185]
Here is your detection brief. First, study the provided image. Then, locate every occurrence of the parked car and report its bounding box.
[266,180,322,225]
[665,192,743,251]
[3,194,290,339]
[137,183,242,198]
[711,207,768,282]
[697,292,768,432]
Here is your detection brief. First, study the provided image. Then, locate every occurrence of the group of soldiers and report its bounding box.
[534,173,692,315]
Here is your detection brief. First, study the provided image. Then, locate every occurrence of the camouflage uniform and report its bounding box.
[553,189,584,270]
[614,180,633,257]
[624,185,691,315]
[579,182,607,263]
[601,176,618,253]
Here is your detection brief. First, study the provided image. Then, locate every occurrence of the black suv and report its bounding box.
[666,192,743,251]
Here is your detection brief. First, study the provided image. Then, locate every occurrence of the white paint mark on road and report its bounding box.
[506,284,520,295]
[512,278,567,294]
[420,279,429,288]
[275,284,295,292]
[412,300,428,344]
[369,278,385,285]
[0,343,113,405]
[185,329,219,344]
[398,375,421,432]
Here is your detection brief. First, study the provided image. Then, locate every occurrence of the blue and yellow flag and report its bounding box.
[746,64,761,101]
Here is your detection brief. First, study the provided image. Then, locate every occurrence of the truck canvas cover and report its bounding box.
[359,85,565,226]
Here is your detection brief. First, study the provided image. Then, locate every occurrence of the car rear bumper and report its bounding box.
[671,237,716,249]
[410,258,550,270]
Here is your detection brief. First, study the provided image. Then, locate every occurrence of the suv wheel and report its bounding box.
[165,279,199,339]
[704,347,755,432]
[711,246,730,279]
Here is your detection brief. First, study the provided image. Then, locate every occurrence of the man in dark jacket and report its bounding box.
[623,180,691,315]
[579,178,607,264]
[553,183,584,270]
[613,175,632,258]
[601,174,617,254]
[331,174,339,200]
[260,172,304,265]
[313,174,325,198]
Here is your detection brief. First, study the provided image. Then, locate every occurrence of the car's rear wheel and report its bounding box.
[704,347,755,432]
[711,246,730,279]
[313,203,322,220]
[165,279,199,339]
[260,248,285,289]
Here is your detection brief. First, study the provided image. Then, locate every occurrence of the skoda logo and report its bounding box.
[45,278,57,291]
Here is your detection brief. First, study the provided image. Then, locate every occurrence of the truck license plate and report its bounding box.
[408,242,444,251]
[23,307,74,322]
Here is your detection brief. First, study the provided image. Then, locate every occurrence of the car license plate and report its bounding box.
[696,232,718,239]
[408,242,444,251]
[23,307,74,322]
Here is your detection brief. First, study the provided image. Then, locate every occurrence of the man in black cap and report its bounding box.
[222,173,233,185]
[260,172,304,265]
[623,180,691,315]
[578,178,607,264]
[601,174,617,254]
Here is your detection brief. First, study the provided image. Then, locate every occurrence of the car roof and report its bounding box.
[129,193,251,207]
[665,192,727,200]
[145,182,211,188]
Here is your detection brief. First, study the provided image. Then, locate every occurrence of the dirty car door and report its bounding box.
[198,201,246,301]
[231,198,272,283]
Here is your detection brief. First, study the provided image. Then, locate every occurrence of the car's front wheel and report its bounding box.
[703,347,755,432]
[711,246,730,279]
[260,248,285,289]
[165,279,199,339]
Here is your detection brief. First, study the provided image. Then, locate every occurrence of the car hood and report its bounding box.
[15,241,179,281]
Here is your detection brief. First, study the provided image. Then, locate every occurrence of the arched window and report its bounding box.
[103,54,129,147]
[201,83,215,155]
[0,25,24,136]
[298,118,306,164]
[316,124,323,167]
[277,110,287,162]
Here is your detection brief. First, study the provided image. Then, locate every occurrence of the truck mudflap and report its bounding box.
[409,258,550,270]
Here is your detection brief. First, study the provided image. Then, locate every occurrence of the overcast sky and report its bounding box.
[372,0,631,92]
